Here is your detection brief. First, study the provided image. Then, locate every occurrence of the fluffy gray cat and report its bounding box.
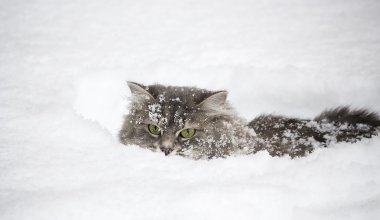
[119,82,380,160]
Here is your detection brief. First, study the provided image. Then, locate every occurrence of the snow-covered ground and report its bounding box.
[1,0,380,219]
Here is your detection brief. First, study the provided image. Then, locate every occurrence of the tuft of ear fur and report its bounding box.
[127,81,154,100]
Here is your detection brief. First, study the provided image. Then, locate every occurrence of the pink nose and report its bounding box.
[160,147,173,156]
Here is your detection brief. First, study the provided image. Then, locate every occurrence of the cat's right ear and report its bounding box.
[197,91,228,111]
[127,81,154,100]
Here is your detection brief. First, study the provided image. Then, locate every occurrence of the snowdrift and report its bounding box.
[1,0,380,219]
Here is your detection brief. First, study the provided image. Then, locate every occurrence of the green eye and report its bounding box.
[148,124,161,135]
[180,128,196,139]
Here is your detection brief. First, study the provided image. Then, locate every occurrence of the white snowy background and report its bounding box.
[1,0,380,219]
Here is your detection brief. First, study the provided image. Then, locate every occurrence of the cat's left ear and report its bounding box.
[197,91,228,111]
[127,81,154,100]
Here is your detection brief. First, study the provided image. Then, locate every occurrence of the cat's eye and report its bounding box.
[148,124,161,135]
[180,128,196,139]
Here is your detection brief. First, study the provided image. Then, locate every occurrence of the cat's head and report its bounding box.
[119,81,234,159]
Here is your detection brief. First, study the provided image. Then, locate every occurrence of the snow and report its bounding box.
[1,0,380,219]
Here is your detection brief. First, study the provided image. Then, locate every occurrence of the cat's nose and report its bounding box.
[160,138,174,156]
[160,147,173,156]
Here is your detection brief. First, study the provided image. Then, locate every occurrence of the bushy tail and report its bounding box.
[314,106,380,127]
[249,106,380,158]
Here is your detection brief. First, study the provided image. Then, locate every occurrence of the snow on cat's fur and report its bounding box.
[119,82,380,159]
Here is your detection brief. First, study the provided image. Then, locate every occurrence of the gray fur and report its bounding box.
[119,82,380,159]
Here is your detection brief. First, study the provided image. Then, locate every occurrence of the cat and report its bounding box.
[119,82,380,160]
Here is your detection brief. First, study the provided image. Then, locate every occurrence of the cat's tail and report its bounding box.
[314,106,380,127]
[249,106,380,158]
[312,106,380,143]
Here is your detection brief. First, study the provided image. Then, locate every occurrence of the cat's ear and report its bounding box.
[127,81,154,100]
[197,91,228,111]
